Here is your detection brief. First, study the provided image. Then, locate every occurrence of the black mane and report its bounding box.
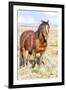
[36,20,49,38]
[41,20,48,25]
[37,20,49,32]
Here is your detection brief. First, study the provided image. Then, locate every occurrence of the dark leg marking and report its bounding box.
[20,51,24,68]
[37,57,40,66]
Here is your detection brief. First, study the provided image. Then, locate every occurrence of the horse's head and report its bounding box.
[38,20,50,41]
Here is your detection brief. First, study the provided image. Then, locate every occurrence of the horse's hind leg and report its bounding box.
[22,48,28,67]
[25,50,28,66]
[19,50,24,68]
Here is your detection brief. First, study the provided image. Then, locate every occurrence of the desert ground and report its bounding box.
[17,24,58,80]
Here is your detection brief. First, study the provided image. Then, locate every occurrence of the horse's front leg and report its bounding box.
[36,52,44,67]
[27,50,36,68]
[40,52,45,65]
[36,53,40,67]
[37,57,40,66]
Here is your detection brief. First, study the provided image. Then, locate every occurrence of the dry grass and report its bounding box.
[17,25,58,80]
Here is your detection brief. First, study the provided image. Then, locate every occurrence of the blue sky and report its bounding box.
[18,10,58,25]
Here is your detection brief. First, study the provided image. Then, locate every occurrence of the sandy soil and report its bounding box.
[17,25,58,80]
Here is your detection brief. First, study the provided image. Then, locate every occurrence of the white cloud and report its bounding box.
[43,12,58,17]
[18,16,36,24]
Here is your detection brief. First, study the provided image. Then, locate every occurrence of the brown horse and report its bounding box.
[20,20,50,68]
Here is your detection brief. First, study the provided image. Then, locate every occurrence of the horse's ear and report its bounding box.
[41,20,45,23]
[47,20,50,28]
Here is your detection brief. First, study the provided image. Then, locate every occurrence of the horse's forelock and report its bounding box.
[41,20,49,25]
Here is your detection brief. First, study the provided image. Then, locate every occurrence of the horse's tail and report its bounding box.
[19,49,23,68]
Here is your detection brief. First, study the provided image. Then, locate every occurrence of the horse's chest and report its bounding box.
[35,39,47,52]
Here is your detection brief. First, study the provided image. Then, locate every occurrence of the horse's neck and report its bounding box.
[35,31,44,44]
[35,31,39,38]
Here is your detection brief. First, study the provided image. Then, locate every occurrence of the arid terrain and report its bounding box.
[17,24,58,80]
